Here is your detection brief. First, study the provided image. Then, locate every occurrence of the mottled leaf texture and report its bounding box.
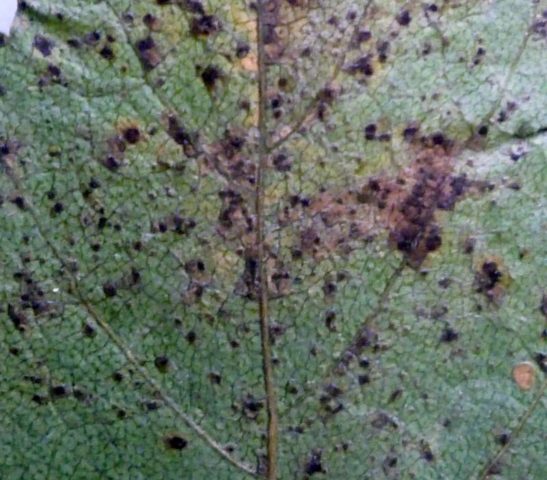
[0,1,546,479]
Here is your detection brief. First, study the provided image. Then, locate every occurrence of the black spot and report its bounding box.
[358,374,370,385]
[32,394,48,405]
[478,125,489,136]
[388,388,403,403]
[495,432,511,446]
[396,10,412,26]
[425,229,442,251]
[383,455,398,470]
[116,409,127,419]
[11,196,26,210]
[427,4,438,12]
[440,327,459,342]
[82,322,96,338]
[165,434,188,450]
[135,37,160,70]
[236,42,250,58]
[208,372,222,384]
[190,15,221,37]
[304,450,325,475]
[431,132,445,146]
[534,352,547,373]
[186,330,197,343]
[420,441,435,462]
[50,385,69,398]
[123,127,140,144]
[345,55,374,76]
[84,31,101,45]
[102,282,117,297]
[480,261,502,290]
[200,65,222,90]
[8,304,28,331]
[364,123,377,140]
[154,355,170,373]
[103,155,121,171]
[52,202,64,214]
[99,46,115,60]
[112,371,124,382]
[33,35,54,56]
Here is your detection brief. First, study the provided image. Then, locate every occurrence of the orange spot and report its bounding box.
[512,362,535,390]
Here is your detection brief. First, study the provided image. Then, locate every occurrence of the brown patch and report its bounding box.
[512,362,535,390]
[293,145,475,266]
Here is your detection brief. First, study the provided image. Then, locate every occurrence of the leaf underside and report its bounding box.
[1,1,546,479]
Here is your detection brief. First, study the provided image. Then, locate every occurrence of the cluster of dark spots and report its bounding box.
[319,383,344,415]
[135,36,161,70]
[353,28,372,47]
[363,123,391,142]
[304,449,326,476]
[440,326,459,342]
[235,393,263,420]
[190,13,221,37]
[472,46,486,66]
[152,212,197,236]
[272,152,291,172]
[497,101,518,123]
[166,114,197,156]
[33,35,54,56]
[377,40,390,62]
[474,260,507,303]
[396,10,412,26]
[316,85,339,121]
[23,375,42,385]
[199,64,223,91]
[8,303,28,331]
[531,14,547,38]
[154,355,170,373]
[344,54,374,76]
[164,434,188,450]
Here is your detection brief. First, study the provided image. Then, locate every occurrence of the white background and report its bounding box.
[0,0,18,35]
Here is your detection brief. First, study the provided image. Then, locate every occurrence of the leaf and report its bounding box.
[1,1,545,479]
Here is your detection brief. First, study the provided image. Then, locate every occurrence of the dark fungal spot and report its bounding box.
[102,282,117,297]
[345,55,374,76]
[236,41,250,58]
[377,40,390,62]
[478,261,502,290]
[99,45,114,60]
[154,355,170,373]
[388,388,403,403]
[383,455,398,470]
[534,352,547,373]
[273,153,292,172]
[8,304,28,331]
[396,10,412,26]
[358,374,370,385]
[11,195,26,210]
[164,434,188,450]
[190,14,221,37]
[32,394,48,405]
[52,202,64,214]
[84,31,101,46]
[304,450,325,475]
[50,385,69,398]
[463,237,476,254]
[200,65,222,90]
[420,441,435,462]
[82,322,96,338]
[364,123,377,140]
[116,409,127,419]
[123,127,140,144]
[440,327,459,343]
[112,371,124,382]
[135,37,161,70]
[495,431,511,446]
[207,371,222,385]
[186,330,197,343]
[102,155,121,171]
[478,125,489,136]
[33,35,54,56]
[539,294,547,317]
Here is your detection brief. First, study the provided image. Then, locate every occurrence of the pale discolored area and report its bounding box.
[0,1,546,479]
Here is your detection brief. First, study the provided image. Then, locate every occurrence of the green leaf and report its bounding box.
[1,1,545,479]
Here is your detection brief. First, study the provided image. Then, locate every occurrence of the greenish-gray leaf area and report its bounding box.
[0,1,545,479]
